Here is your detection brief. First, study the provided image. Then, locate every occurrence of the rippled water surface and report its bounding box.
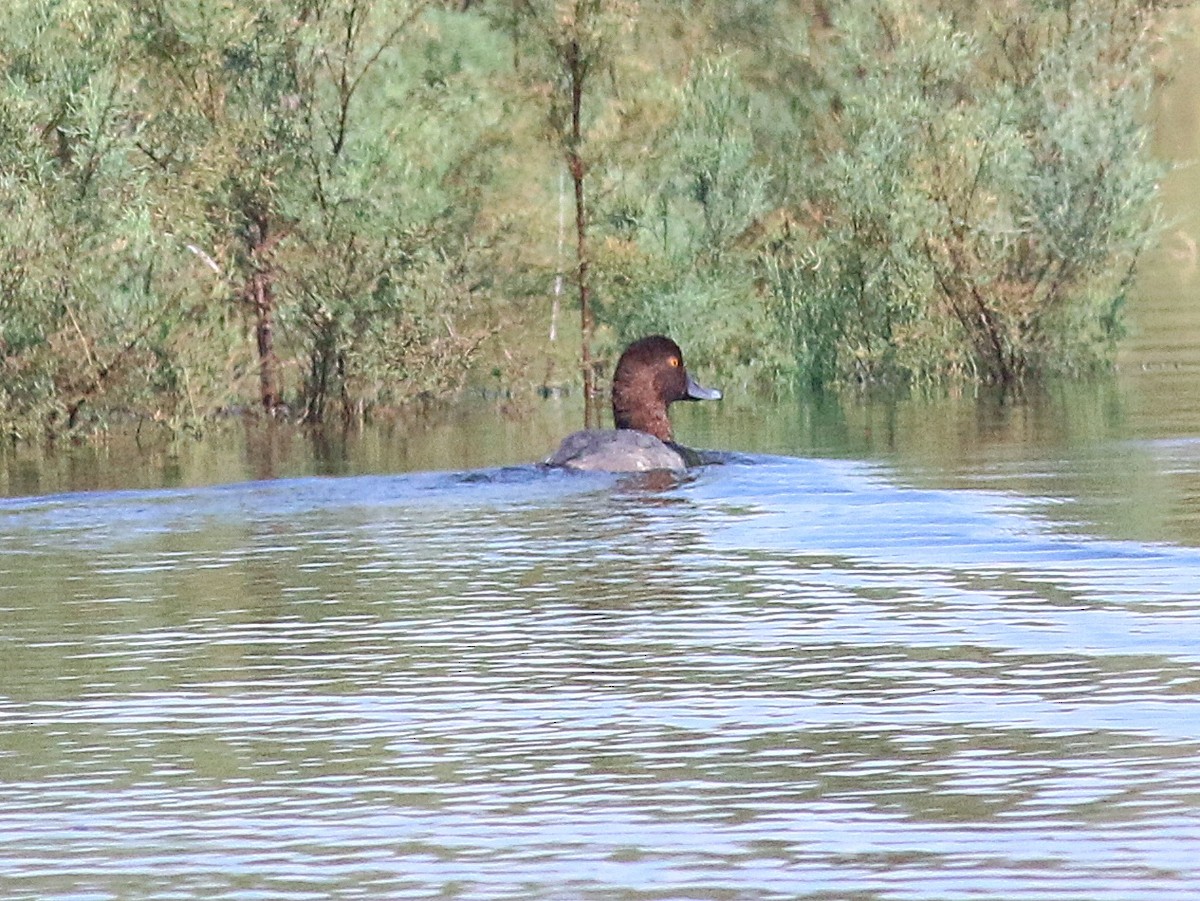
[3,443,1200,900]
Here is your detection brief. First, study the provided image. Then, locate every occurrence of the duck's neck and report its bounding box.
[613,388,673,443]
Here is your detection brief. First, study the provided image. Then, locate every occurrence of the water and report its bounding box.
[3,435,1200,899]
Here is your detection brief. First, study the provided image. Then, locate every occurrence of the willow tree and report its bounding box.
[757,0,1163,385]
[130,1,340,413]
[0,0,173,436]
[129,0,493,422]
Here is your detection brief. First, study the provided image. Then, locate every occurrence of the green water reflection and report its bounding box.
[4,367,1200,545]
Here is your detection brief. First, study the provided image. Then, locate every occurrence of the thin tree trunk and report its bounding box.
[244,211,282,413]
[252,267,282,412]
[566,38,597,428]
[570,152,596,426]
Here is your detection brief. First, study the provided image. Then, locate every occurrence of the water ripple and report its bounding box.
[1,456,1199,898]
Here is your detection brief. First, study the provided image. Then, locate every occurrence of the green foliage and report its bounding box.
[266,1,504,421]
[655,61,769,264]
[0,0,1170,442]
[758,0,1162,386]
[594,60,783,386]
[0,0,186,437]
[0,0,504,437]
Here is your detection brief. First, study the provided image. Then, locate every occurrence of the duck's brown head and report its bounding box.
[610,335,721,442]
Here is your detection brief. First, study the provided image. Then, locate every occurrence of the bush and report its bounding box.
[0,0,1168,443]
[593,61,786,386]
[757,0,1162,386]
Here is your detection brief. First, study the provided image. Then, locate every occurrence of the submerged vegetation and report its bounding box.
[0,0,1168,439]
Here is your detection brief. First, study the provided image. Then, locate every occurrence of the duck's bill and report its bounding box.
[684,375,722,401]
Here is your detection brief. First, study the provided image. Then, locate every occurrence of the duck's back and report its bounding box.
[545,429,691,472]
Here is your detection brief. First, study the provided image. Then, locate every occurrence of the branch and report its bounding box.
[324,0,432,157]
[184,243,222,274]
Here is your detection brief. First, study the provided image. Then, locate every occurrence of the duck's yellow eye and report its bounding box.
[669,356,680,368]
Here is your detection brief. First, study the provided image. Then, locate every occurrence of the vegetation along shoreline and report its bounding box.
[0,0,1168,442]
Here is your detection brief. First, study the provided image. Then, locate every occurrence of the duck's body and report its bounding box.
[545,429,701,472]
[545,335,720,473]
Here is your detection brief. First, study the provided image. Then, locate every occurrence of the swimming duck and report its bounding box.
[545,335,721,472]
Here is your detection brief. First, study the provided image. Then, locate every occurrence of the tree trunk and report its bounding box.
[252,270,281,411]
[243,212,282,413]
[570,151,597,427]
[566,38,598,428]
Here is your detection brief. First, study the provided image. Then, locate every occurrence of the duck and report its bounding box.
[544,335,721,472]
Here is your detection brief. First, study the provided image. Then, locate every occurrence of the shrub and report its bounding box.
[758,0,1162,386]
[593,61,786,387]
